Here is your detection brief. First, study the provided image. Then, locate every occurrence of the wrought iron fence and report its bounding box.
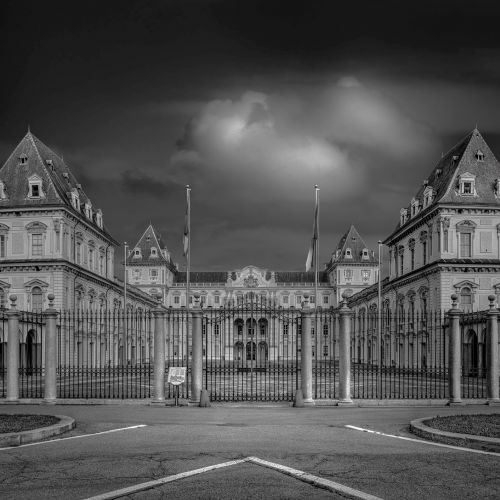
[460,311,487,398]
[312,308,338,399]
[202,297,302,401]
[57,309,154,398]
[165,307,190,399]
[350,310,448,399]
[19,311,45,398]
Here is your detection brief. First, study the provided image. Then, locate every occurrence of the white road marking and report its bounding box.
[247,456,383,500]
[0,424,147,451]
[84,456,383,500]
[345,425,500,457]
[85,458,250,500]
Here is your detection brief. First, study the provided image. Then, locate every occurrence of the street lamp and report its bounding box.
[377,240,383,396]
[124,241,128,366]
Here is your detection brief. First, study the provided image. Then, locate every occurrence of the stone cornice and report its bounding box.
[0,205,117,246]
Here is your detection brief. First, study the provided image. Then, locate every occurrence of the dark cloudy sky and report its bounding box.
[2,0,500,274]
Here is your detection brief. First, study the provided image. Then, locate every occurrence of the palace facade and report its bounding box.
[0,132,157,312]
[348,128,500,315]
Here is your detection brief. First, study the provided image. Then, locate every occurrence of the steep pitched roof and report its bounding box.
[327,225,377,265]
[0,132,113,239]
[127,224,176,269]
[392,129,500,235]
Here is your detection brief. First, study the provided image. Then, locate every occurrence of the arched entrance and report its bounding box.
[233,341,243,361]
[258,341,268,363]
[246,341,256,361]
[464,329,478,376]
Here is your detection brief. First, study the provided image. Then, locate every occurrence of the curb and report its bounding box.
[0,415,75,447]
[410,416,500,452]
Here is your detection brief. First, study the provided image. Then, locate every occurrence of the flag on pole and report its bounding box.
[305,185,319,271]
[183,185,191,257]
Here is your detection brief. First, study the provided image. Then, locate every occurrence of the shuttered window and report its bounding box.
[460,233,472,258]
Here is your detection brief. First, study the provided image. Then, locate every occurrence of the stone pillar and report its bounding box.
[189,293,203,405]
[300,294,314,406]
[447,294,464,405]
[43,294,59,404]
[6,295,21,403]
[338,292,354,405]
[486,295,500,404]
[152,296,166,404]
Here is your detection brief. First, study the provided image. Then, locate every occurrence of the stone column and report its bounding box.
[300,294,314,406]
[43,294,59,404]
[189,293,203,405]
[338,292,354,405]
[447,294,464,405]
[6,295,21,403]
[486,296,500,404]
[152,296,166,404]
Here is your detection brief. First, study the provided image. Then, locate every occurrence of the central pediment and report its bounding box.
[227,265,276,287]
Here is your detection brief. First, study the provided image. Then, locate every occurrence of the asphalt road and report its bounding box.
[0,404,499,499]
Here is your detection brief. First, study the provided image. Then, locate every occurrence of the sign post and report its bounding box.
[167,367,186,406]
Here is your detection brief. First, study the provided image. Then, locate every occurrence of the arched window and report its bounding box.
[32,286,43,312]
[0,288,4,309]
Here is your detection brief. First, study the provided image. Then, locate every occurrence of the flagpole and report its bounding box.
[314,185,319,311]
[185,185,191,313]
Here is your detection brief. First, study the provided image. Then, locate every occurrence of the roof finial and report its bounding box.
[27,124,30,134]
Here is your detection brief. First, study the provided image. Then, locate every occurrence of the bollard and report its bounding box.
[43,294,59,404]
[486,296,500,405]
[152,294,166,405]
[338,292,354,405]
[447,294,464,405]
[6,295,21,403]
[300,294,314,406]
[189,293,203,405]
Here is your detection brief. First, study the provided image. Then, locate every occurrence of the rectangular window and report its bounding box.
[323,345,328,356]
[100,255,104,274]
[443,230,449,252]
[400,254,404,275]
[283,296,289,304]
[361,270,370,281]
[460,233,472,258]
[296,295,301,305]
[214,295,220,304]
[410,249,415,270]
[463,182,472,194]
[174,296,180,304]
[0,235,5,258]
[32,234,43,256]
[480,232,492,253]
[422,242,427,265]
[323,295,329,304]
[310,295,315,304]
[76,242,81,264]
[150,269,158,279]
[89,249,94,270]
[31,184,40,197]
[344,269,353,281]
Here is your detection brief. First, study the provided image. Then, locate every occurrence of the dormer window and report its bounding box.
[19,154,28,165]
[475,149,484,161]
[458,173,477,196]
[95,209,103,229]
[411,198,420,217]
[423,186,434,208]
[70,188,80,210]
[28,175,44,199]
[84,202,92,220]
[361,248,369,260]
[151,247,158,257]
[0,181,7,200]
[345,248,352,258]
[400,208,408,225]
[133,248,141,258]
